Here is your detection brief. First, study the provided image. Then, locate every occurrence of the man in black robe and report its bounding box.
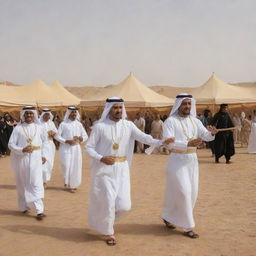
[0,116,8,157]
[211,104,235,164]
[144,111,153,150]
[4,113,14,141]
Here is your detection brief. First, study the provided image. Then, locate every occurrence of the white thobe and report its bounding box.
[134,117,146,153]
[248,122,256,153]
[151,120,163,139]
[40,120,57,183]
[161,115,214,231]
[56,120,88,188]
[85,118,161,235]
[8,123,48,213]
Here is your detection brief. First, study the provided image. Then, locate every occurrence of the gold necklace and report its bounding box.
[179,116,196,141]
[22,123,37,145]
[111,120,124,150]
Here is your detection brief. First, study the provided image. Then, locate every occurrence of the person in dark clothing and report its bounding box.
[161,114,168,122]
[144,111,153,150]
[211,104,235,164]
[4,113,16,140]
[0,116,8,157]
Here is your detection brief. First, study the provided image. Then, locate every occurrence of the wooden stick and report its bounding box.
[217,127,237,132]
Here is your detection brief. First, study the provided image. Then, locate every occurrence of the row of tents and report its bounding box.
[0,80,80,111]
[0,73,256,112]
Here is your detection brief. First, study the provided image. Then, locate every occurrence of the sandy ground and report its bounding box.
[0,147,255,256]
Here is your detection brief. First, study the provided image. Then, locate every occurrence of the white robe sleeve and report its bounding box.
[51,122,58,133]
[85,125,103,161]
[40,126,49,158]
[163,119,188,151]
[8,126,24,155]
[195,119,215,142]
[55,123,66,144]
[130,122,161,146]
[79,123,88,142]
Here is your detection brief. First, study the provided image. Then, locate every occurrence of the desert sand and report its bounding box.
[0,147,255,256]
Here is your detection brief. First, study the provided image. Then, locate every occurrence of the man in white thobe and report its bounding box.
[134,112,145,153]
[85,97,173,246]
[161,94,218,238]
[151,113,163,139]
[8,106,48,220]
[40,109,57,187]
[56,107,88,193]
[246,118,256,153]
[151,113,164,153]
[232,113,242,144]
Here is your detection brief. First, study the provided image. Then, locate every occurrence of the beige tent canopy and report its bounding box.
[0,80,80,111]
[81,73,174,107]
[22,80,63,106]
[151,73,256,105]
[190,73,256,104]
[0,84,35,108]
[49,81,81,106]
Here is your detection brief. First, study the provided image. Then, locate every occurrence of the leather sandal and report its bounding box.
[183,230,199,239]
[105,237,116,246]
[163,219,176,229]
[36,213,46,221]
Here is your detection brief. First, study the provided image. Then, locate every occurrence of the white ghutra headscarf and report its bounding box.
[98,97,127,122]
[40,108,54,122]
[63,106,80,122]
[169,93,197,117]
[20,106,40,124]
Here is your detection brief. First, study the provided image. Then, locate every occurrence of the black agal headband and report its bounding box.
[22,106,35,110]
[176,94,193,98]
[68,106,78,110]
[106,98,124,103]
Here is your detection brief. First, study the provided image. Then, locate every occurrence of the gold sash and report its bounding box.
[170,148,197,154]
[31,145,41,151]
[113,156,127,162]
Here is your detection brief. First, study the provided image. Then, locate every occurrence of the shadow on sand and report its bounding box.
[3,223,183,242]
[0,209,35,219]
[115,223,182,237]
[0,184,16,190]
[3,225,99,243]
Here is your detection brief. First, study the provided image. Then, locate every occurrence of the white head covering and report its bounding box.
[169,93,196,117]
[241,111,246,119]
[63,106,80,122]
[98,97,127,122]
[20,106,40,124]
[40,108,54,122]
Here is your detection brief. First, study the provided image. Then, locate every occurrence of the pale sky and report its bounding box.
[0,0,255,87]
